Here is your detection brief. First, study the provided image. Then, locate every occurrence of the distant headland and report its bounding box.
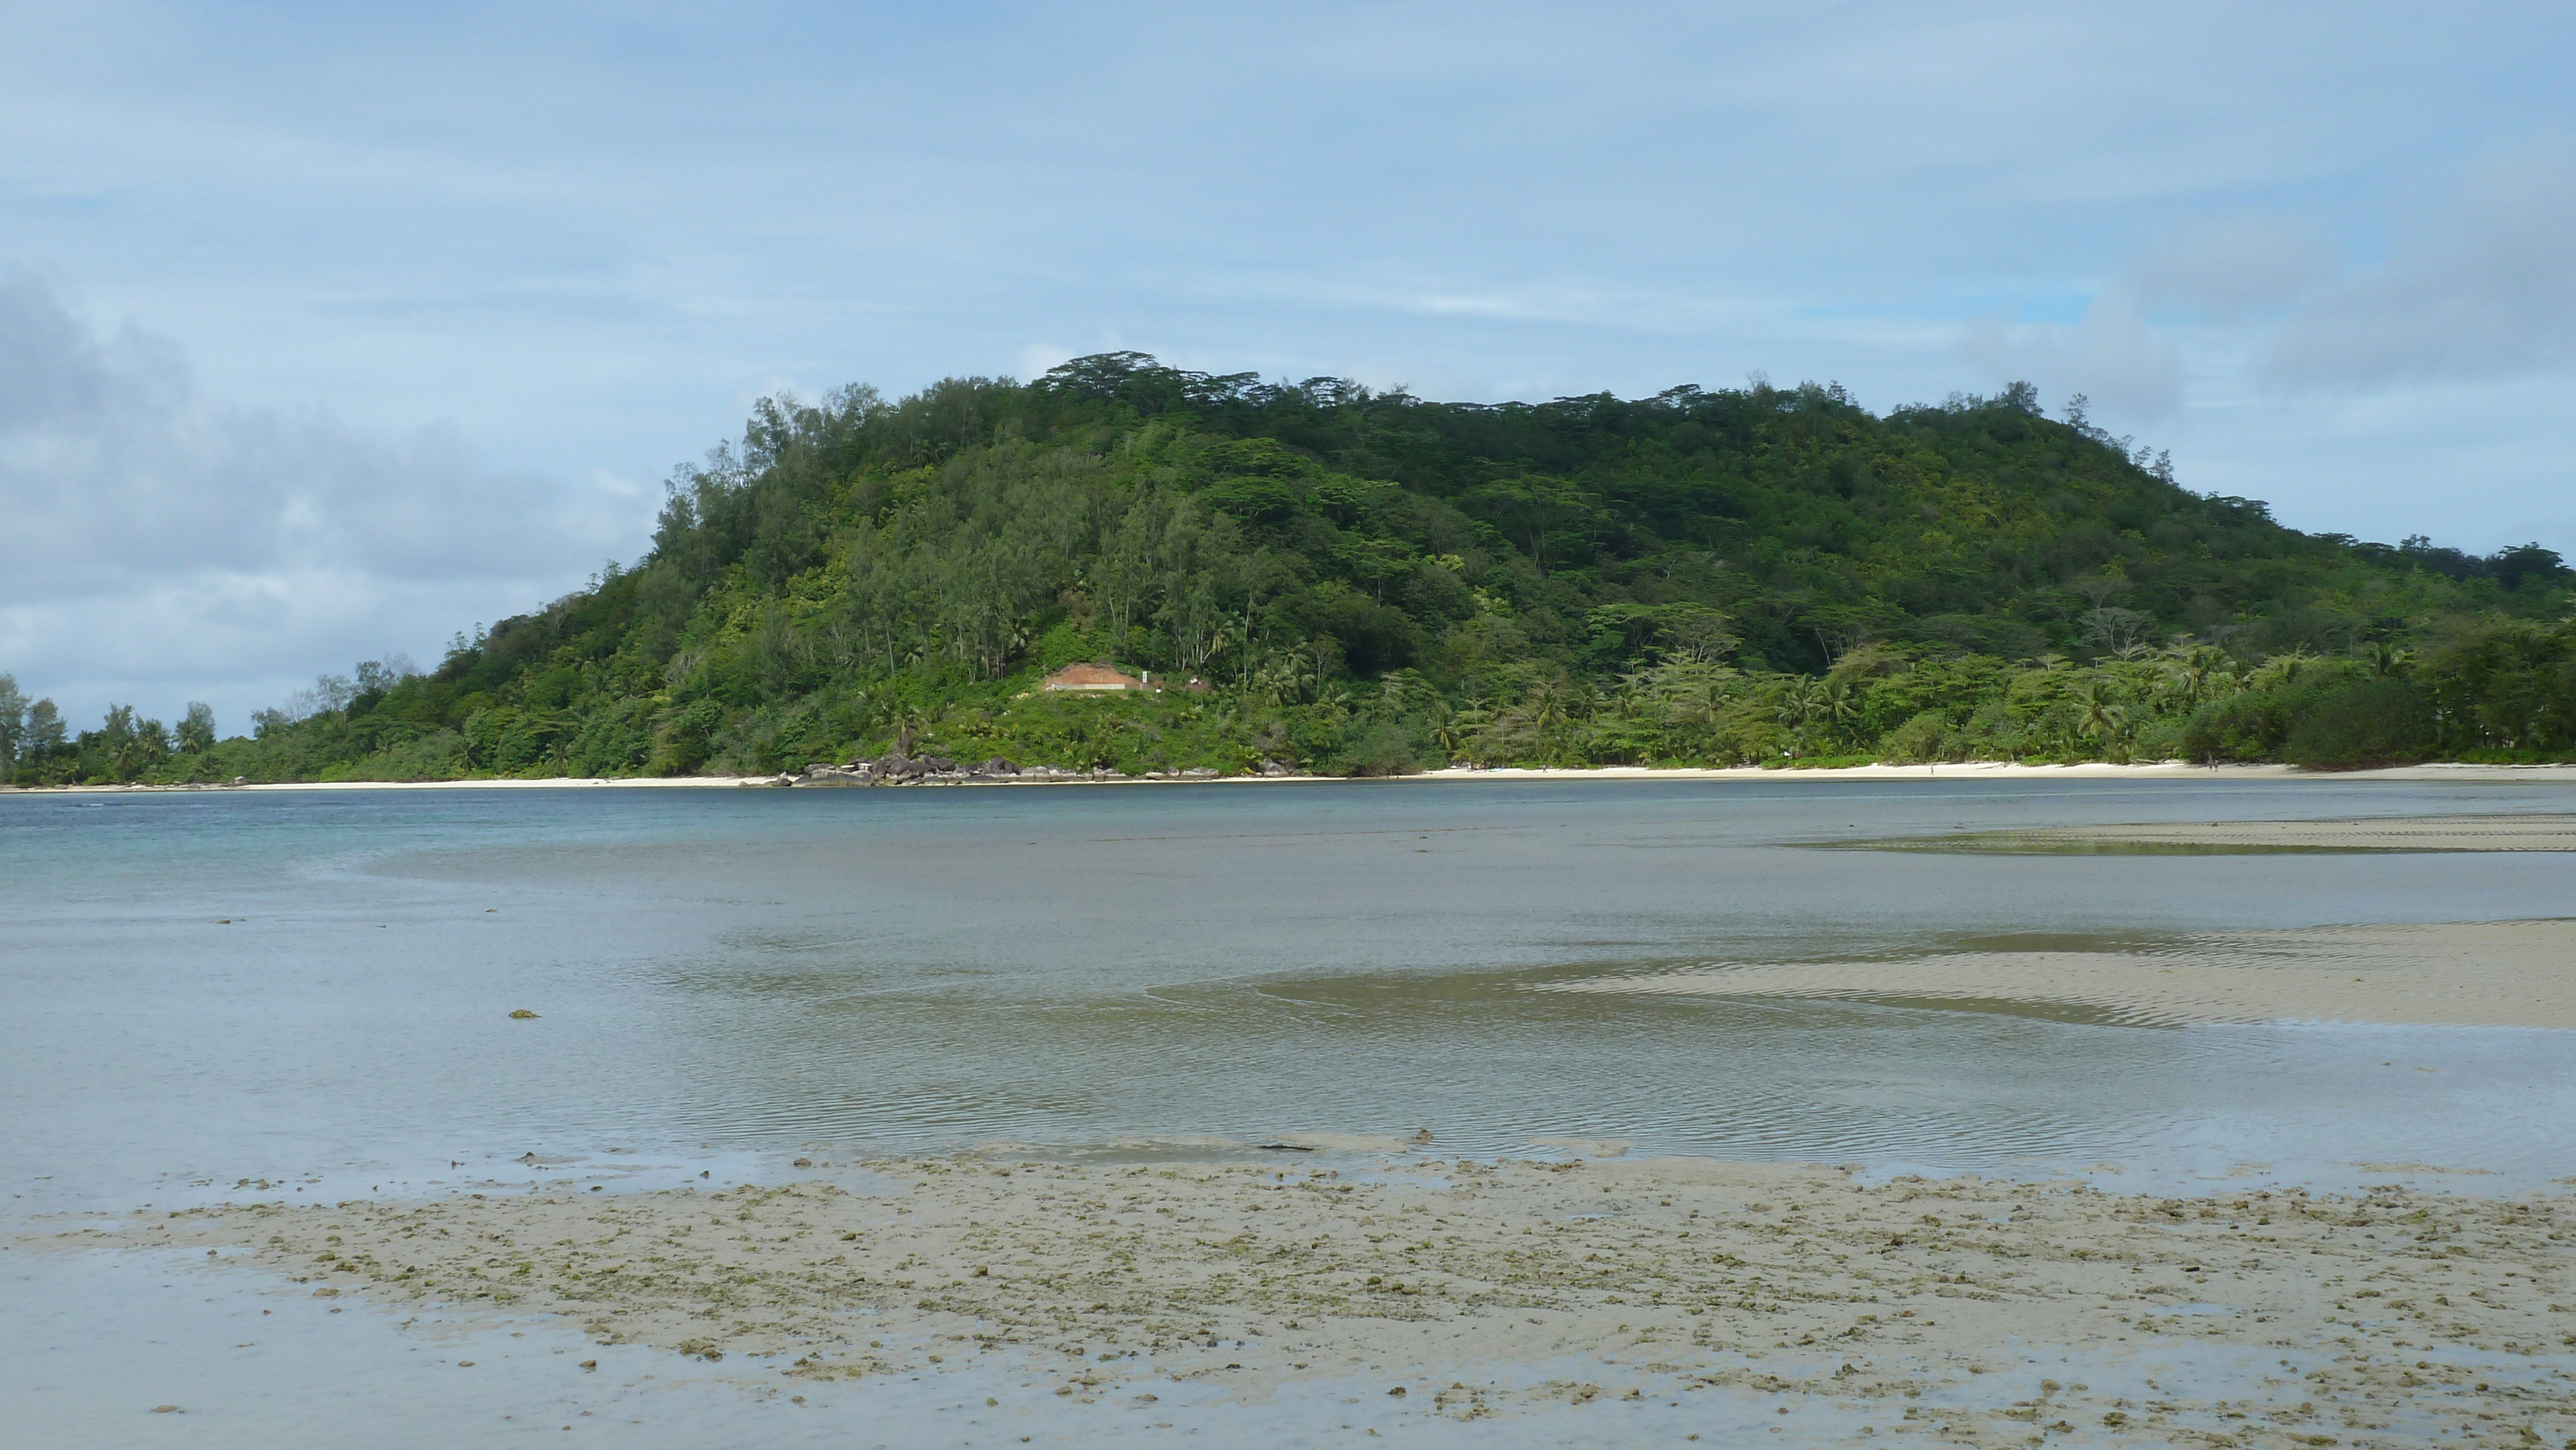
[5,355,2568,787]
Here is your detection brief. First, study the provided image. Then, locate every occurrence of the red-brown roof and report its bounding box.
[1040,662,1148,690]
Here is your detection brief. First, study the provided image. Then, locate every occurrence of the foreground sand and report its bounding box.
[62,1156,2573,1447]
[1546,918,2576,1030]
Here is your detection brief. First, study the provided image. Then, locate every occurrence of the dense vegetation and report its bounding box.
[6,354,2571,786]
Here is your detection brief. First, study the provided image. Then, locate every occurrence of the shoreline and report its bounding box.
[11,758,2576,796]
[48,1154,2571,1445]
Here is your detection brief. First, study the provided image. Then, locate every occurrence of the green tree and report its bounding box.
[0,673,24,775]
[178,702,218,753]
[26,698,65,771]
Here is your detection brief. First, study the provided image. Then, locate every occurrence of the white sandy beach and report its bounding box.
[13,759,2576,793]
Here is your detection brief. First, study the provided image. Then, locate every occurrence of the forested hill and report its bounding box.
[10,353,2573,784]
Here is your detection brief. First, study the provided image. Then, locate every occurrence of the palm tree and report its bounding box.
[887,701,934,756]
[1428,710,1468,761]
[2074,677,2132,760]
[2155,643,2228,712]
[1815,679,1860,741]
[2253,650,2319,692]
[1253,652,1315,708]
[1771,678,1833,756]
[1653,660,1736,755]
[1528,678,1573,737]
[1772,679,1815,731]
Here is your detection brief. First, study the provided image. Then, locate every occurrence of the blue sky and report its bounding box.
[5,2,2574,727]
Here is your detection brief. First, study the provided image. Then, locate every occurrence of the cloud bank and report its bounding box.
[2266,142,2576,387]
[0,271,653,730]
[1962,289,2185,422]
[3,5,2573,723]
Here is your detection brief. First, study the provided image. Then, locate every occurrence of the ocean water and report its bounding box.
[5,776,2573,1209]
[8,776,2575,1448]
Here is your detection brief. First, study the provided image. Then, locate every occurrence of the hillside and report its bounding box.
[8,353,2572,784]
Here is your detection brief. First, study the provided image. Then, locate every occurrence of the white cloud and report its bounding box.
[0,0,2570,713]
[2130,218,2336,319]
[1014,342,1076,382]
[2265,140,2576,386]
[0,271,654,730]
[1960,288,2184,421]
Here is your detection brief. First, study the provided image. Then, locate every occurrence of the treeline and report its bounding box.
[0,660,432,787]
[8,354,2572,786]
[0,677,224,786]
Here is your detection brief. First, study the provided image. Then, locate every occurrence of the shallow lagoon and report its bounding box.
[8,777,2576,1447]
[6,777,2572,1207]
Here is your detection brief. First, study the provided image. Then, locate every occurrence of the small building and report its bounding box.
[1039,662,1150,693]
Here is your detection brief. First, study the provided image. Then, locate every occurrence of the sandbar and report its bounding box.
[1544,919,2576,1029]
[1883,814,2576,853]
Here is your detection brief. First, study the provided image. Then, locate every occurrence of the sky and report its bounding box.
[5,1,2574,730]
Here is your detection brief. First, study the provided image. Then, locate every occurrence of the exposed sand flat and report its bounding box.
[57,1157,2572,1447]
[1906,814,2576,853]
[1544,919,2576,1028]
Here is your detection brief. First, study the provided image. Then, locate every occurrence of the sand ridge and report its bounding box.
[48,1155,2575,1447]
[1544,918,2576,1029]
[1888,814,2576,854]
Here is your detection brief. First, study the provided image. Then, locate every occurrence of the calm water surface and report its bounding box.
[7,777,2573,1210]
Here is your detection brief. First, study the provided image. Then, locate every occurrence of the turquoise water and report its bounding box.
[6,777,2573,1210]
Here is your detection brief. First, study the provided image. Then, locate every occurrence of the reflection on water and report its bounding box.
[5,777,2574,1211]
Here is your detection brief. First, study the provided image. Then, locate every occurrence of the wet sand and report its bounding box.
[1546,919,2576,1029]
[48,1156,2571,1447]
